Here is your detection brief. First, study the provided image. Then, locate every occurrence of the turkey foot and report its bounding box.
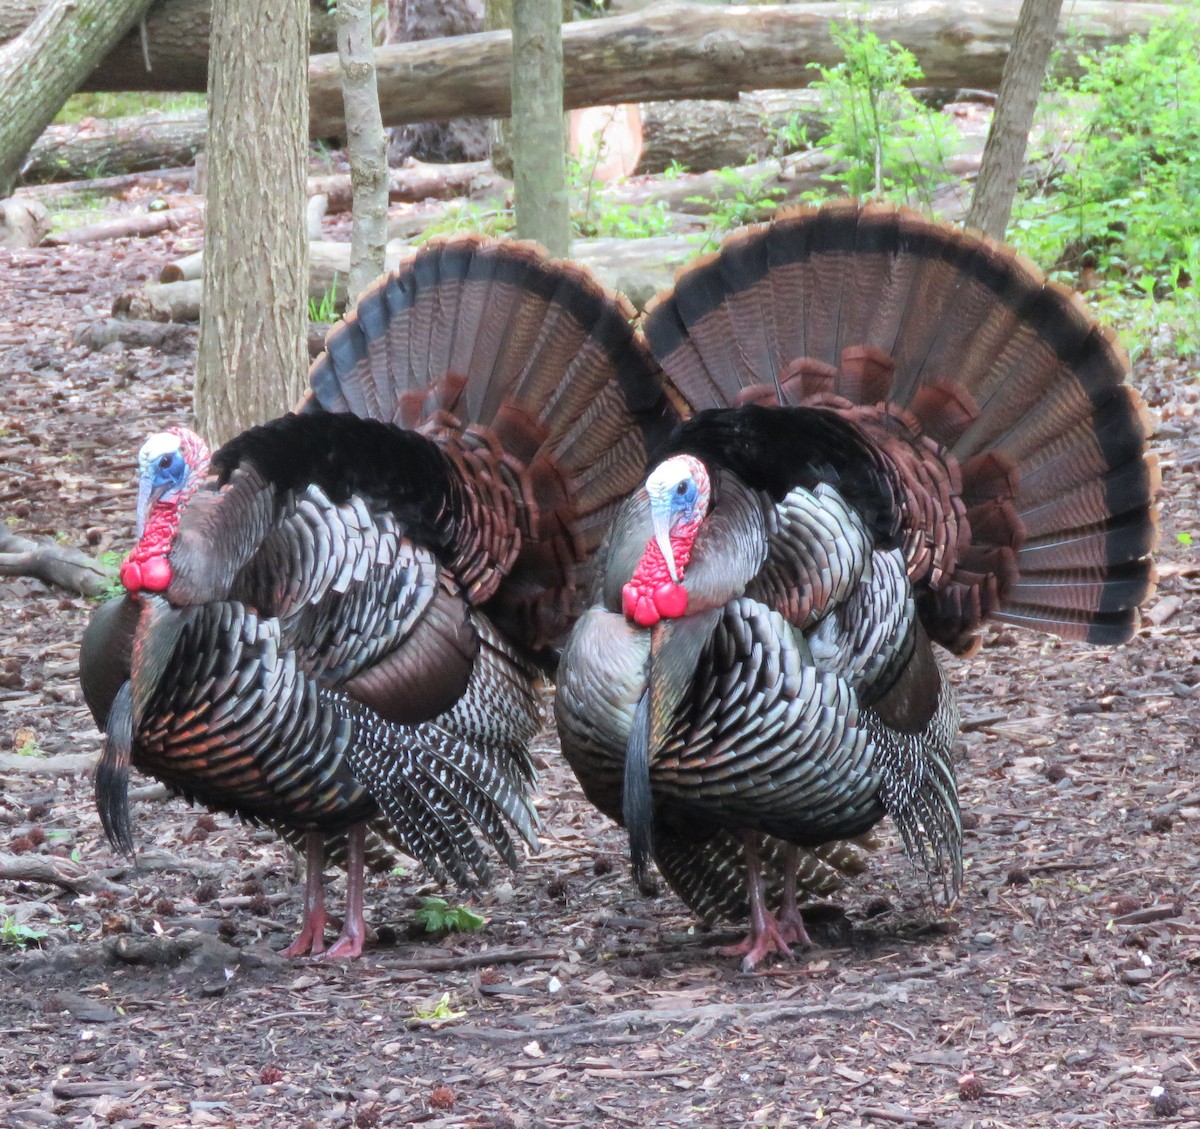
[720,831,800,972]
[719,912,795,972]
[283,831,328,958]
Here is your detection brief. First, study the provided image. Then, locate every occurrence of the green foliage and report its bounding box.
[95,550,126,601]
[14,732,42,758]
[568,153,672,240]
[54,93,206,125]
[411,991,464,1022]
[1009,8,1200,357]
[308,279,340,322]
[0,916,47,948]
[416,201,514,242]
[414,896,486,935]
[804,21,956,208]
[688,165,787,251]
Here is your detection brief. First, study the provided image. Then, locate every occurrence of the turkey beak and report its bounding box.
[651,504,679,583]
[134,475,155,539]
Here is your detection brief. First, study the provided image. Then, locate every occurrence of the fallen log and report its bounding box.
[0,526,108,596]
[0,0,338,94]
[112,278,202,321]
[311,159,506,213]
[72,317,195,353]
[23,110,206,183]
[45,204,203,245]
[13,166,195,201]
[306,0,1181,139]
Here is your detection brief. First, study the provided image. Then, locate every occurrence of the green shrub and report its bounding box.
[1010,7,1200,356]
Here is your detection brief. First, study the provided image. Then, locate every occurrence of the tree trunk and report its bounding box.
[484,0,514,176]
[194,0,309,445]
[0,0,338,94]
[511,0,569,256]
[966,0,1064,239]
[0,0,155,197]
[337,0,387,306]
[307,0,1181,139]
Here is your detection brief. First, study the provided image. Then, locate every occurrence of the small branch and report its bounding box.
[449,986,905,1043]
[0,751,97,776]
[0,851,128,896]
[388,946,554,973]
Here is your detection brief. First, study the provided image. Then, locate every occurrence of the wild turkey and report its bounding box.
[554,201,1159,970]
[79,237,676,959]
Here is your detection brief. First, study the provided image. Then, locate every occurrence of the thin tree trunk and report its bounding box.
[967,0,1064,239]
[0,0,154,196]
[337,0,387,307]
[485,0,514,177]
[511,0,569,256]
[194,0,309,445]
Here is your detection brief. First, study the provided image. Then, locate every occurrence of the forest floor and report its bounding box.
[1,195,1200,1129]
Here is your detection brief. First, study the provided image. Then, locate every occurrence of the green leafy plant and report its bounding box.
[0,916,47,948]
[686,164,788,252]
[414,896,486,935]
[308,279,340,322]
[416,200,514,242]
[1009,6,1200,357]
[804,20,957,209]
[14,733,42,758]
[411,991,464,1022]
[568,152,673,240]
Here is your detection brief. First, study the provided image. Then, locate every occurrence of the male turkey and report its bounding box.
[80,237,676,959]
[554,202,1159,970]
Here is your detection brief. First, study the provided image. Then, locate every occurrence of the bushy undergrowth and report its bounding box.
[1009,8,1200,357]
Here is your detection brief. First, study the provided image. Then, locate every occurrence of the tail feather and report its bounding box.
[95,682,136,857]
[643,202,1157,648]
[307,237,677,658]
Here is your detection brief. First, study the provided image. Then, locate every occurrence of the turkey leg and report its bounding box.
[282,831,328,958]
[317,823,368,961]
[776,844,814,948]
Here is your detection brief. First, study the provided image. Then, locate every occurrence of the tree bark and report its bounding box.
[307,0,1182,140]
[194,0,309,445]
[511,0,570,256]
[0,0,338,94]
[24,111,206,184]
[0,0,155,197]
[337,0,388,306]
[966,0,1064,239]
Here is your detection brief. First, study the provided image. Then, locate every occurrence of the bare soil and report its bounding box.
[2,202,1199,1129]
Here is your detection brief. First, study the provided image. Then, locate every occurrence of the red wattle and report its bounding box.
[119,559,142,592]
[140,556,172,591]
[653,582,688,618]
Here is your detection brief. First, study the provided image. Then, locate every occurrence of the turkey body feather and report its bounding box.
[555,202,1158,969]
[80,237,675,959]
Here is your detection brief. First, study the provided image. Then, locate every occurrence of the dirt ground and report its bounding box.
[1,200,1199,1129]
